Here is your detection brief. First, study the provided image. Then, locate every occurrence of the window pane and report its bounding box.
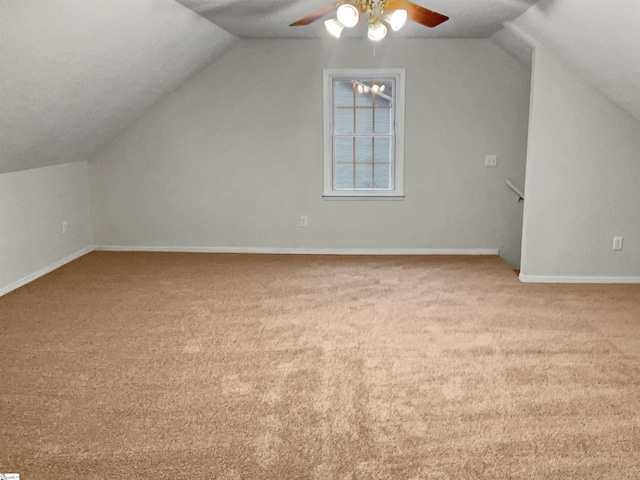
[355,137,372,163]
[335,164,354,189]
[374,81,393,106]
[374,95,392,107]
[355,90,373,107]
[373,137,391,163]
[334,81,354,107]
[326,71,403,196]
[335,137,353,164]
[334,108,354,134]
[355,109,373,134]
[374,164,392,189]
[355,164,373,189]
[353,81,378,106]
[374,108,392,134]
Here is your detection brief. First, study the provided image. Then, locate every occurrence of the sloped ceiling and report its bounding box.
[175,0,543,39]
[493,0,640,121]
[2,0,637,176]
[176,0,638,122]
[0,0,237,174]
[489,22,533,69]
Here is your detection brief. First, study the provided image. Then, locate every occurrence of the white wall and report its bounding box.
[0,161,93,295]
[521,48,640,282]
[89,39,531,267]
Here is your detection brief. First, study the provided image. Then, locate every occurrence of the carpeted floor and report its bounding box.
[1,252,639,479]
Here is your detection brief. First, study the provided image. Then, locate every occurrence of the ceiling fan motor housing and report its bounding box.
[354,0,390,14]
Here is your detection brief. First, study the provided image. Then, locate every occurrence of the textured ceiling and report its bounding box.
[2,0,637,175]
[176,0,639,123]
[175,0,543,39]
[507,0,640,122]
[490,23,533,69]
[0,0,236,174]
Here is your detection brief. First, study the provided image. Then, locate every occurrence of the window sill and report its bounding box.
[323,193,405,201]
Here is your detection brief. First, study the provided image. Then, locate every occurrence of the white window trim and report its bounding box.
[323,68,406,199]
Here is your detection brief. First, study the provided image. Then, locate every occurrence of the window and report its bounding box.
[323,68,405,198]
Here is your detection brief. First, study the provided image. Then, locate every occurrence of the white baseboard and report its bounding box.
[6,246,636,295]
[12,247,637,293]
[519,273,640,284]
[94,245,500,256]
[0,246,94,297]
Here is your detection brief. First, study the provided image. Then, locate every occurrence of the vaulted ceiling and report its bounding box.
[174,0,542,39]
[1,0,638,175]
[0,0,236,174]
[506,0,640,121]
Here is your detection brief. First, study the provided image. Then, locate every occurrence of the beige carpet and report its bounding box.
[1,252,639,479]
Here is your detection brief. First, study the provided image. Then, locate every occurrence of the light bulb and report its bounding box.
[357,84,364,93]
[336,4,359,28]
[372,84,380,93]
[367,22,387,42]
[324,18,344,39]
[379,85,386,92]
[383,9,408,31]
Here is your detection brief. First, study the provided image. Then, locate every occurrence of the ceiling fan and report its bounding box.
[290,0,449,41]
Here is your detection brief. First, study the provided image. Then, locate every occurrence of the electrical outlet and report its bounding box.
[62,221,68,234]
[485,154,497,167]
[300,215,308,228]
[613,236,623,251]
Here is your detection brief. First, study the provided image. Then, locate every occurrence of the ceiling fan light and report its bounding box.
[336,4,359,28]
[324,18,344,39]
[383,9,408,31]
[367,22,387,42]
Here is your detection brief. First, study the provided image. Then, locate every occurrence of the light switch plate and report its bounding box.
[613,236,623,251]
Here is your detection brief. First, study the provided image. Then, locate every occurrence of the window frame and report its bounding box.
[323,68,406,199]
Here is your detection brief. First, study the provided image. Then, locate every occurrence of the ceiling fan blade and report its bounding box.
[385,0,449,28]
[290,1,345,26]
